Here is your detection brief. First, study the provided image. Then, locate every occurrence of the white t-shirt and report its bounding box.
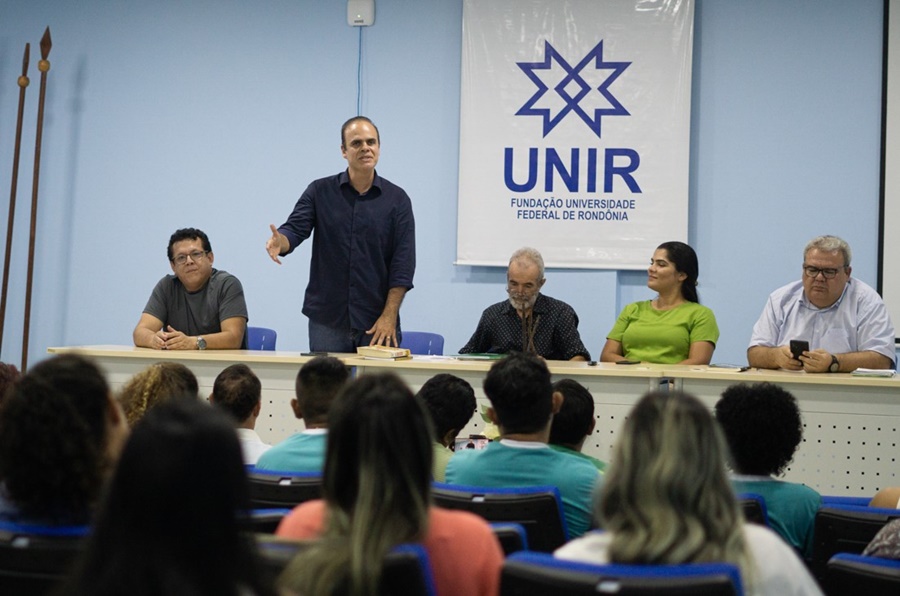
[554,524,822,596]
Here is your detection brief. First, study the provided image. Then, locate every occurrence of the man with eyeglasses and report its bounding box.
[747,235,894,373]
[133,228,248,350]
[459,247,590,361]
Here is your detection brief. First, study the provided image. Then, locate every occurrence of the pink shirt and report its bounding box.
[276,500,502,596]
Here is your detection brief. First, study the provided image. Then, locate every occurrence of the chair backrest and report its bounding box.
[247,326,278,351]
[500,551,743,596]
[400,331,445,355]
[0,522,89,595]
[491,522,529,555]
[810,505,900,584]
[827,553,900,596]
[247,471,323,509]
[735,492,769,526]
[257,536,437,596]
[432,483,567,552]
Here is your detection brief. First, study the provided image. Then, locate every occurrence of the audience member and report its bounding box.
[715,382,821,558]
[601,241,718,364]
[119,361,199,426]
[61,398,273,596]
[748,235,895,372]
[549,379,606,472]
[460,247,591,361]
[0,362,21,404]
[445,352,599,538]
[134,227,249,350]
[870,486,900,509]
[555,391,822,595]
[0,354,128,525]
[863,518,900,559]
[209,363,270,464]
[275,373,502,596]
[255,356,349,473]
[415,373,477,481]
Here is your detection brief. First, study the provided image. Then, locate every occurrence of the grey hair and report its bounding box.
[509,247,545,280]
[804,235,851,267]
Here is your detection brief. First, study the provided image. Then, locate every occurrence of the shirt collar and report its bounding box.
[339,169,382,195]
[499,438,550,449]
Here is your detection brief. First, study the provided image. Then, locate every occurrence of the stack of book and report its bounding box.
[356,346,412,360]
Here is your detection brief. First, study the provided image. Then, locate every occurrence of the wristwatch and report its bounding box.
[197,336,207,351]
[829,354,840,373]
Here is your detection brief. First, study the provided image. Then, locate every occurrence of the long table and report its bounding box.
[47,346,900,496]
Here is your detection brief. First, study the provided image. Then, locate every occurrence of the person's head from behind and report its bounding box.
[0,362,21,405]
[0,354,127,524]
[119,361,199,426]
[715,382,803,477]
[415,373,476,447]
[279,373,433,596]
[210,363,262,427]
[483,351,560,436]
[549,379,596,451]
[599,391,748,571]
[66,398,266,596]
[652,241,700,303]
[291,356,349,426]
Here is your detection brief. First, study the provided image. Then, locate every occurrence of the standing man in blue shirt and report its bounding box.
[265,117,416,351]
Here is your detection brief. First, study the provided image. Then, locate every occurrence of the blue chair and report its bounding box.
[827,553,900,595]
[736,492,769,526]
[810,504,900,585]
[490,522,529,555]
[257,537,437,596]
[400,331,444,355]
[0,522,90,595]
[247,326,277,350]
[432,483,567,552]
[500,551,743,595]
[247,470,322,508]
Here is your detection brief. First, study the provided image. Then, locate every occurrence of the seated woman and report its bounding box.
[715,382,821,558]
[119,361,198,426]
[0,354,128,525]
[555,391,821,595]
[276,372,503,596]
[600,241,718,364]
[61,398,273,596]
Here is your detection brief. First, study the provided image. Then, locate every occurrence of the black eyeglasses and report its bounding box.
[172,250,208,266]
[803,265,843,279]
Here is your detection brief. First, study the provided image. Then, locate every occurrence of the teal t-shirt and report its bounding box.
[607,300,719,363]
[254,431,327,474]
[732,476,821,559]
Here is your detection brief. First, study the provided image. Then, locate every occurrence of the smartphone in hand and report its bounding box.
[789,340,809,360]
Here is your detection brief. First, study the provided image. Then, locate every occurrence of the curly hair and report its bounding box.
[0,355,112,523]
[0,362,21,405]
[119,362,199,426]
[714,382,803,477]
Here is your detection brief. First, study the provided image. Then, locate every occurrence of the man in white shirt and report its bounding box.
[748,235,895,373]
[209,363,270,464]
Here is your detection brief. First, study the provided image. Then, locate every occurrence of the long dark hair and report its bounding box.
[278,373,434,596]
[657,241,700,303]
[62,398,271,596]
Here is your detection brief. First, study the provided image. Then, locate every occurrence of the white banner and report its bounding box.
[457,0,694,269]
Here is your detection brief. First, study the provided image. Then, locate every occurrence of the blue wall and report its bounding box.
[0,0,886,367]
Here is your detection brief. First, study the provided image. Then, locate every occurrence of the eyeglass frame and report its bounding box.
[171,250,209,266]
[802,264,847,280]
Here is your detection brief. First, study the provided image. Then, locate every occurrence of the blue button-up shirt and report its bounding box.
[278,170,416,330]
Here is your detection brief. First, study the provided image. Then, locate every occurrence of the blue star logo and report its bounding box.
[516,40,631,138]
